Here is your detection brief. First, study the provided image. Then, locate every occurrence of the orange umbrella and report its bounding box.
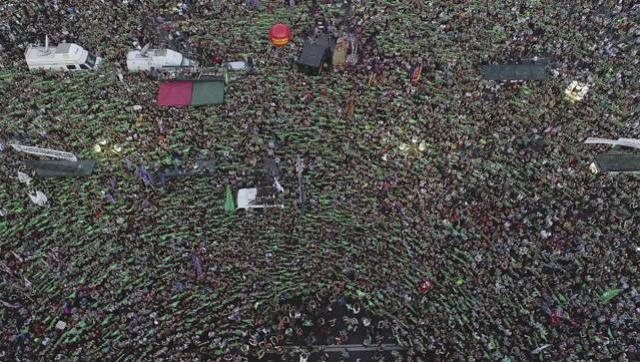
[269,23,293,47]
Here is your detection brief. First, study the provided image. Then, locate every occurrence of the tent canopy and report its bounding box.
[157,81,193,107]
[191,80,225,106]
[157,80,225,107]
[482,64,548,80]
[26,160,96,177]
[595,153,640,172]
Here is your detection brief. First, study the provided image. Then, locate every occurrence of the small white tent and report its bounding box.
[237,188,284,210]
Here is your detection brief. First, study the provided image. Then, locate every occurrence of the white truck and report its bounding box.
[25,38,101,71]
[126,45,197,72]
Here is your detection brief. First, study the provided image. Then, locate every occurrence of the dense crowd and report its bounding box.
[1,0,640,361]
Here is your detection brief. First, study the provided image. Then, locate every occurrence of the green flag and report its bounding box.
[600,289,622,304]
[224,186,235,212]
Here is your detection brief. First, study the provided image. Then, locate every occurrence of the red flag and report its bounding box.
[411,63,423,85]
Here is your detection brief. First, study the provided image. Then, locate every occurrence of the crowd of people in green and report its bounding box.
[1,0,639,360]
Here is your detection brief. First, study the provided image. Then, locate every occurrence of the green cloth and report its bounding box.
[224,186,235,212]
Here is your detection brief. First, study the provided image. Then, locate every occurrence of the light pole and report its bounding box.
[296,155,306,214]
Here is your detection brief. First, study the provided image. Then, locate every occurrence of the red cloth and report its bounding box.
[419,280,433,293]
[157,82,193,107]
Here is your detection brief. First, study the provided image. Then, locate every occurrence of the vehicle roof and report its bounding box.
[127,49,181,60]
[55,43,73,54]
[26,43,87,64]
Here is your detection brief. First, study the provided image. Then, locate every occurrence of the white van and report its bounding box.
[25,42,101,71]
[126,47,196,72]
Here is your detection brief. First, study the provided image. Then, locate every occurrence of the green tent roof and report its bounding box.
[191,80,225,106]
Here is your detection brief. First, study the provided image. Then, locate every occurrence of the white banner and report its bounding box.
[10,144,78,161]
[584,137,640,150]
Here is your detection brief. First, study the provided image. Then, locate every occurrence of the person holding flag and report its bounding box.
[410,60,423,86]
